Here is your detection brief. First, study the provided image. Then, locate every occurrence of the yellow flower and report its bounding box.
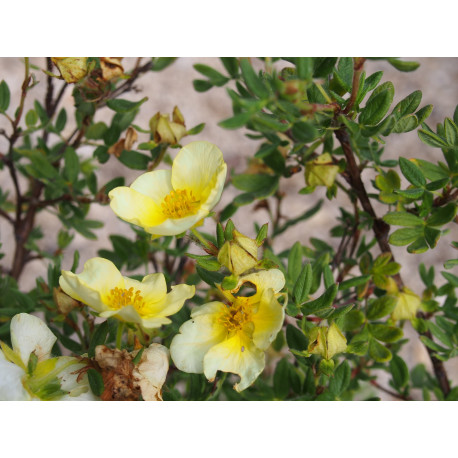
[109,141,227,238]
[59,257,195,330]
[0,313,95,401]
[307,323,347,360]
[392,288,421,321]
[170,269,286,392]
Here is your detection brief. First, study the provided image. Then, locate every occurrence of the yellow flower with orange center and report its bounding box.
[109,141,227,238]
[170,269,286,392]
[59,257,195,330]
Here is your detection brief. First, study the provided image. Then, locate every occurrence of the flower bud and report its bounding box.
[308,322,347,360]
[100,57,124,81]
[51,57,88,83]
[305,153,339,188]
[150,106,187,145]
[217,229,259,276]
[392,288,421,321]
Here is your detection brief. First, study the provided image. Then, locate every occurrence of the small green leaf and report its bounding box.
[25,109,38,127]
[293,263,312,304]
[0,80,10,112]
[106,97,147,113]
[295,57,314,80]
[394,188,424,199]
[216,222,225,248]
[255,223,269,246]
[369,339,392,362]
[389,227,424,246]
[359,81,395,126]
[383,211,424,227]
[224,220,235,241]
[151,57,176,71]
[392,90,422,119]
[240,58,269,99]
[63,147,79,183]
[399,157,426,187]
[444,259,458,269]
[187,123,205,135]
[194,64,229,86]
[426,203,457,226]
[329,361,351,396]
[338,275,371,291]
[288,242,303,285]
[387,58,420,72]
[367,295,397,320]
[441,271,458,287]
[369,324,403,343]
[220,58,239,78]
[389,355,409,390]
[193,79,213,92]
[273,359,290,399]
[187,254,220,271]
[118,150,150,170]
[221,274,238,291]
[55,108,67,132]
[88,321,109,358]
[418,129,448,148]
[219,112,252,129]
[87,368,105,397]
[286,324,308,351]
[301,284,338,315]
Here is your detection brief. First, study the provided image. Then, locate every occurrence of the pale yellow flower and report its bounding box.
[307,322,347,360]
[59,257,195,330]
[170,269,286,392]
[0,313,95,401]
[109,141,227,238]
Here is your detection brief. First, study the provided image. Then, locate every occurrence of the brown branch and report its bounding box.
[0,207,14,224]
[370,379,412,401]
[343,57,366,114]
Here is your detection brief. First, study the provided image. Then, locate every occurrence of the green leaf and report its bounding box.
[187,123,205,135]
[194,64,229,86]
[232,173,278,198]
[288,242,303,285]
[193,79,213,92]
[394,188,424,199]
[87,369,105,397]
[216,222,225,248]
[273,359,290,399]
[444,259,458,269]
[195,266,224,287]
[286,324,308,351]
[293,263,312,304]
[0,80,10,112]
[117,150,150,170]
[255,223,269,246]
[407,237,429,254]
[291,121,318,142]
[301,284,338,315]
[313,57,338,78]
[420,336,448,353]
[221,274,238,291]
[367,295,397,320]
[63,147,79,183]
[88,321,109,358]
[399,157,426,187]
[369,324,403,343]
[392,90,422,119]
[224,220,235,241]
[387,58,420,72]
[338,275,371,291]
[55,108,67,132]
[240,58,269,99]
[329,361,351,396]
[219,112,251,129]
[415,105,433,124]
[103,177,124,195]
[220,58,239,78]
[427,321,453,348]
[187,254,220,271]
[389,227,424,246]
[444,118,457,145]
[389,355,409,390]
[424,226,441,248]
[418,129,448,148]
[369,339,392,362]
[359,81,394,126]
[86,122,108,140]
[383,211,424,227]
[151,57,176,71]
[392,114,418,133]
[441,271,458,287]
[356,71,383,105]
[106,97,147,113]
[426,203,457,226]
[25,109,38,127]
[295,57,314,80]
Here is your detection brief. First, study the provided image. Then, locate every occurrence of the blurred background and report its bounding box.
[0,57,457,398]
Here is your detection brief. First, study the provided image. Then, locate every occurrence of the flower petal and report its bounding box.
[251,289,285,351]
[124,273,167,305]
[11,313,57,365]
[133,343,169,401]
[232,269,285,301]
[170,302,227,373]
[130,169,174,204]
[59,257,123,312]
[109,186,166,228]
[0,358,30,400]
[203,332,265,392]
[171,141,227,207]
[147,284,195,318]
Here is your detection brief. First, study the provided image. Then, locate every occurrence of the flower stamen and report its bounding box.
[108,287,146,315]
[218,299,253,333]
[161,189,199,219]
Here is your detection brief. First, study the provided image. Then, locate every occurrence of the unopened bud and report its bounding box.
[305,153,339,188]
[100,57,124,81]
[218,229,259,276]
[150,106,187,145]
[392,288,421,321]
[51,57,88,83]
[308,322,347,360]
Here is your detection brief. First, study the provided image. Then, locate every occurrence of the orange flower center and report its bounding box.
[218,298,253,333]
[161,189,199,219]
[108,287,147,315]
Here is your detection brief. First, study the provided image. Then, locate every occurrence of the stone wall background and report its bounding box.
[0,57,457,399]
